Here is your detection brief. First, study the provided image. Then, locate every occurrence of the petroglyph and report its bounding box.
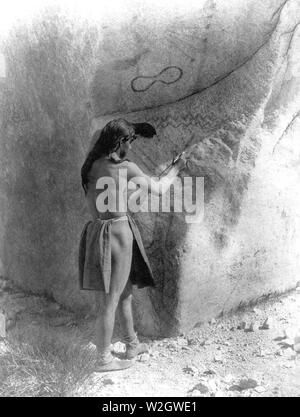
[131,66,183,93]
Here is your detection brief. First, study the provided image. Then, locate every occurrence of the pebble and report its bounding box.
[182,346,192,351]
[282,338,295,347]
[283,363,292,368]
[261,318,272,330]
[222,374,234,384]
[237,321,247,330]
[206,379,218,391]
[283,347,296,359]
[210,318,217,325]
[284,328,296,339]
[214,353,223,363]
[214,390,225,397]
[176,338,188,347]
[293,343,300,353]
[139,353,150,362]
[190,390,202,397]
[191,383,209,394]
[102,378,114,386]
[229,378,258,392]
[183,365,199,376]
[167,342,178,350]
[254,386,266,393]
[294,334,300,345]
[247,321,260,332]
[187,338,197,346]
[202,369,216,376]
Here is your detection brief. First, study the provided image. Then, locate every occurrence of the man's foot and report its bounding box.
[94,357,134,372]
[125,342,149,359]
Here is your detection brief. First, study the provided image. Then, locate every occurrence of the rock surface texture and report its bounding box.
[0,0,300,335]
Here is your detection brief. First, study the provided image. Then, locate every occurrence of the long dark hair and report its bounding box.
[81,118,156,193]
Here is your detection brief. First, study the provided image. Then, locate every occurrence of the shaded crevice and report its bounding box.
[281,22,300,58]
[271,0,290,20]
[272,110,300,154]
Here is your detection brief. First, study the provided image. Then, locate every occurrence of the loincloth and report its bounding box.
[78,214,155,292]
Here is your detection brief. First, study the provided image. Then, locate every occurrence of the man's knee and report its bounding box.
[96,291,120,313]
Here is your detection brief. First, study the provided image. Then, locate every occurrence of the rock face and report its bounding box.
[0,0,300,335]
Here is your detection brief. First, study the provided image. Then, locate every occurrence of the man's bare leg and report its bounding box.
[118,281,149,359]
[94,221,134,371]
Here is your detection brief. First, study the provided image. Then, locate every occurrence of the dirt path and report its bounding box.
[0,280,300,397]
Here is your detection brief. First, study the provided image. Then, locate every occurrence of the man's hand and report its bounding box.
[173,151,190,171]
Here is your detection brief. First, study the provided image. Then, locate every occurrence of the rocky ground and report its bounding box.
[0,278,300,397]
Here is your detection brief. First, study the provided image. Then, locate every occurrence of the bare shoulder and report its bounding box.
[124,160,144,176]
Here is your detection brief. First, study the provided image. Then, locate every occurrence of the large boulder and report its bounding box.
[0,0,299,335]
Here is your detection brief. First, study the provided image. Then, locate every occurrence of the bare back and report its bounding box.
[86,157,131,220]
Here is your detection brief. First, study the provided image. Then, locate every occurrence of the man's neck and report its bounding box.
[108,152,123,163]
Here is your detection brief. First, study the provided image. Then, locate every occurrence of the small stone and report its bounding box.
[191,383,209,394]
[214,353,223,363]
[229,378,258,392]
[167,341,178,350]
[182,346,192,351]
[294,334,300,345]
[284,328,296,339]
[206,379,217,391]
[177,338,188,346]
[283,363,292,368]
[223,374,234,384]
[223,341,231,346]
[210,318,217,325]
[214,390,225,397]
[293,343,300,353]
[102,378,114,386]
[281,338,295,347]
[150,350,160,358]
[246,321,260,332]
[187,338,197,346]
[261,318,272,330]
[254,386,266,393]
[283,347,296,359]
[190,390,202,397]
[237,321,247,330]
[202,369,216,376]
[183,365,199,376]
[139,353,150,362]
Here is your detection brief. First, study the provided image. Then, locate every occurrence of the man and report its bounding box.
[79,118,188,371]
